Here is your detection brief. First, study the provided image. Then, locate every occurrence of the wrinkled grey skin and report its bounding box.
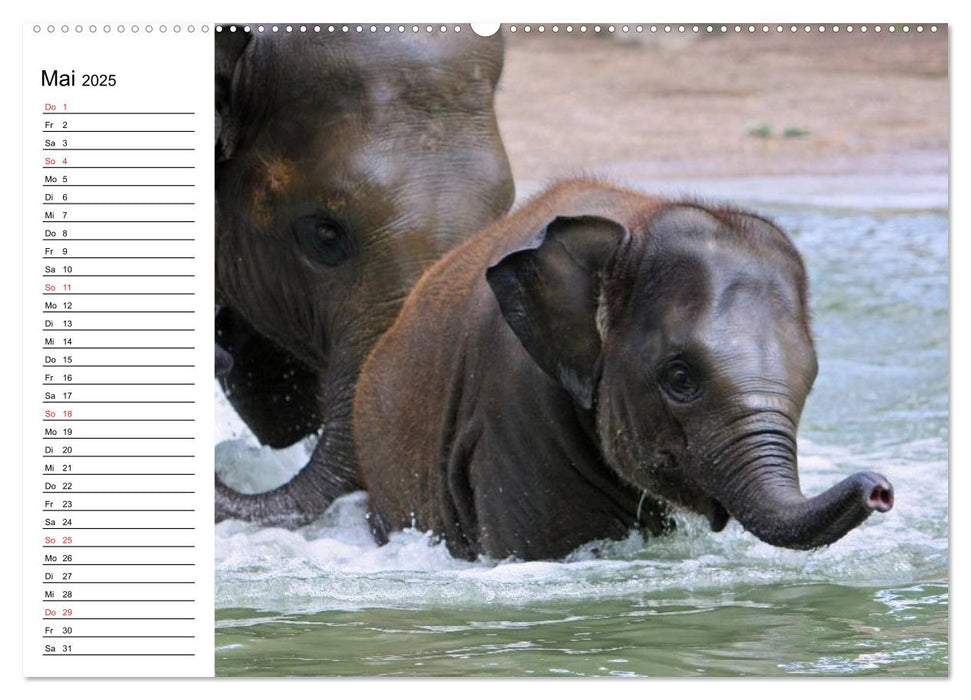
[354,181,893,560]
[214,27,515,526]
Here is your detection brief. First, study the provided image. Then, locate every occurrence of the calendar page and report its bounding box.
[20,11,952,682]
[22,22,215,677]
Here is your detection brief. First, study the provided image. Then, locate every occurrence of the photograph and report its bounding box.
[212,22,948,676]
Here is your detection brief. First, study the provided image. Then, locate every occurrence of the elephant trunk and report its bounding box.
[214,459,359,528]
[707,419,893,550]
[215,381,360,527]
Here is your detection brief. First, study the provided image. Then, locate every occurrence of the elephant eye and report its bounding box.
[293,214,351,267]
[659,359,703,403]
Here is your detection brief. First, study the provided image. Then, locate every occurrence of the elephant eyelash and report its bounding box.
[656,357,705,404]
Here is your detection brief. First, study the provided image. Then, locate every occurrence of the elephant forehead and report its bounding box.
[713,267,798,314]
[652,234,803,317]
[698,291,816,388]
[242,157,297,230]
[241,154,296,193]
[262,158,295,192]
[628,245,811,360]
[693,267,807,356]
[269,60,494,121]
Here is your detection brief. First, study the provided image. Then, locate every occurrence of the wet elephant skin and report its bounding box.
[215,26,515,526]
[354,179,893,560]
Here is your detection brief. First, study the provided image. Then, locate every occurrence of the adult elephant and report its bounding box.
[214,26,515,527]
[354,180,894,560]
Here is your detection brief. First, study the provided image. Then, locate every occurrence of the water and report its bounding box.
[213,177,949,676]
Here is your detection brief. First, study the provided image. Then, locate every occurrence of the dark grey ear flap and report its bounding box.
[486,215,627,409]
[215,26,253,161]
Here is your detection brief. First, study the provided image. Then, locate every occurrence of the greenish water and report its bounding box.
[215,582,946,676]
[214,187,948,676]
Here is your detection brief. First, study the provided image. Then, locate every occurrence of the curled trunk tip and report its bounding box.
[725,470,894,550]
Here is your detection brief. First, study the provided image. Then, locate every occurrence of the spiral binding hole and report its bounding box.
[33,23,940,36]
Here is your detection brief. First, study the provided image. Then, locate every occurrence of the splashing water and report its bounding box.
[214,186,948,676]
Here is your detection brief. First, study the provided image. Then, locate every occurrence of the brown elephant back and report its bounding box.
[353,179,663,541]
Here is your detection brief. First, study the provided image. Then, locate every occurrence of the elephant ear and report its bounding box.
[486,215,627,409]
[215,26,253,161]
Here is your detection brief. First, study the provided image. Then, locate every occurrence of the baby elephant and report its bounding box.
[353,180,894,561]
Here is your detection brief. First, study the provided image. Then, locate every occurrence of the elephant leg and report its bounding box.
[214,374,360,526]
[216,305,321,448]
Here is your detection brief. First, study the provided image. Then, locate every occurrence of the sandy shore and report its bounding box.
[494,29,948,184]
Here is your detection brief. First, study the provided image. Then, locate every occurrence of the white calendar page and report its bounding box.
[10,0,967,692]
[21,23,215,677]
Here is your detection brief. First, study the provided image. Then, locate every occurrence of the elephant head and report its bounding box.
[216,27,514,369]
[214,27,515,525]
[488,205,893,549]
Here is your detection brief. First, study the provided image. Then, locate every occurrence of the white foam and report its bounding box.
[215,431,946,615]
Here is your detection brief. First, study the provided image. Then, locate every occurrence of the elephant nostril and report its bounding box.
[866,484,894,513]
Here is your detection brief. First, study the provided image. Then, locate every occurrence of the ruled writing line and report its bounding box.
[42,111,196,114]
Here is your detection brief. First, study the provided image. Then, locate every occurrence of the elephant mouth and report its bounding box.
[707,499,730,532]
[645,452,731,532]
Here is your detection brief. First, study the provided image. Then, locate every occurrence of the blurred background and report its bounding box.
[496,27,947,194]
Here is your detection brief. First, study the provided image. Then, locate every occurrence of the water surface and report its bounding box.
[214,177,948,676]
